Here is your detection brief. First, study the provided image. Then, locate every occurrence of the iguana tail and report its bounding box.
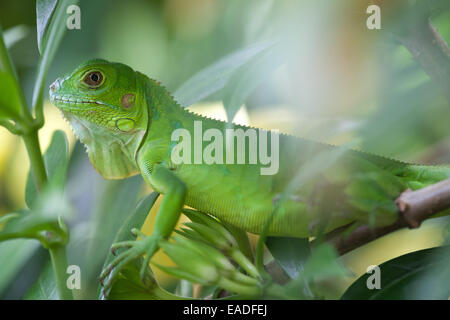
[401,165,450,190]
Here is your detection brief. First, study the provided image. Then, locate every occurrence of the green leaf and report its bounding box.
[73,176,143,299]
[152,262,205,286]
[98,192,159,299]
[182,209,236,246]
[3,25,29,49]
[1,131,71,246]
[0,190,72,246]
[174,40,277,106]
[36,0,58,54]
[446,221,450,244]
[281,244,349,299]
[302,244,349,282]
[342,246,450,300]
[25,130,69,208]
[183,222,230,250]
[172,236,235,272]
[223,45,283,121]
[103,192,159,268]
[266,236,310,279]
[0,239,40,296]
[0,209,52,242]
[175,280,193,298]
[24,262,58,300]
[32,0,78,121]
[0,70,22,121]
[107,260,187,300]
[174,228,204,243]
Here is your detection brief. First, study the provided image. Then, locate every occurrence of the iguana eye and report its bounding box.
[83,71,103,87]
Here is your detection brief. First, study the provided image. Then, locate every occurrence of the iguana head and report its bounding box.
[49,59,148,179]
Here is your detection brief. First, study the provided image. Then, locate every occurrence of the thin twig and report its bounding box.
[375,0,450,101]
[397,19,450,102]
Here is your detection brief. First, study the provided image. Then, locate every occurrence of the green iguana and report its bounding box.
[49,59,450,288]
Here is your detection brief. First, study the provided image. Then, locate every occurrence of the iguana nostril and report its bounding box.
[50,78,61,92]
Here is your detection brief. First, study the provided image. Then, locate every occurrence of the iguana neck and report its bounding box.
[143,76,229,144]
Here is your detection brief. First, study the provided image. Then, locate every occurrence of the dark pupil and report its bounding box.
[90,73,99,82]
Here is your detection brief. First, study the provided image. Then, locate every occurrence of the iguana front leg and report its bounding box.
[100,163,186,291]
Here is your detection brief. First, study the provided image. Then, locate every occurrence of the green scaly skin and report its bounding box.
[49,59,450,290]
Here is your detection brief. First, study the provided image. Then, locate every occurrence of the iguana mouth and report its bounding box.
[50,93,122,113]
[49,78,120,111]
[50,94,106,107]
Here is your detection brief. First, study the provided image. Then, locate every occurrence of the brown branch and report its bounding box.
[375,0,450,101]
[397,19,450,102]
[326,178,450,255]
[396,178,450,228]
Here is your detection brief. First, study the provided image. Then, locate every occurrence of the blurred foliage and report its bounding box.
[0,0,449,300]
[342,245,450,300]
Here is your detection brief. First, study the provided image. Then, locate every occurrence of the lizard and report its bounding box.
[49,59,450,289]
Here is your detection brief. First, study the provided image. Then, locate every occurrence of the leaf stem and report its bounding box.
[1,13,70,302]
[0,119,22,135]
[22,132,47,191]
[0,23,47,189]
[49,244,73,300]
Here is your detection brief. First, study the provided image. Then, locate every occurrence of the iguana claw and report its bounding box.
[99,234,161,295]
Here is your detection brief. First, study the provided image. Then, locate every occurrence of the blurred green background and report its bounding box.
[0,0,449,299]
